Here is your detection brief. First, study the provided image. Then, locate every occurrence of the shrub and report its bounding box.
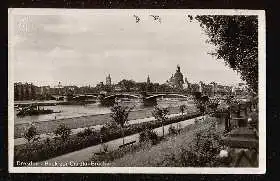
[179,105,187,115]
[168,125,177,135]
[139,128,159,145]
[164,120,224,167]
[54,123,71,141]
[15,111,203,163]
[24,125,38,143]
[148,130,159,145]
[77,127,95,137]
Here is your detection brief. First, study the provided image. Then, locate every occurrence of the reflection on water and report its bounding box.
[14,98,194,124]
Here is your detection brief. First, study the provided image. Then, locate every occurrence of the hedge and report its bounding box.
[14,111,203,163]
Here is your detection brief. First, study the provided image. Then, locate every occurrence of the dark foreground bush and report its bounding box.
[163,120,226,167]
[14,111,203,163]
[168,125,178,135]
[77,127,96,137]
[139,128,159,145]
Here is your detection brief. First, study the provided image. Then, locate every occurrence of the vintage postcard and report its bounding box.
[8,9,265,173]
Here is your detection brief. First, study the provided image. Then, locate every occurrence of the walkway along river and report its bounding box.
[34,114,207,166]
[14,98,196,138]
[14,111,195,146]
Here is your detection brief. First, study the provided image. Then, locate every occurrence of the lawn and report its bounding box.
[90,116,226,167]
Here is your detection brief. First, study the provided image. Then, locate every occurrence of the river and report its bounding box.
[14,97,194,125]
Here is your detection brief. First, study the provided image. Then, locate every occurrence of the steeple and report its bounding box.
[177,64,181,72]
[147,75,151,84]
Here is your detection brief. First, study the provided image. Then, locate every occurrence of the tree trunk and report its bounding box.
[162,121,164,138]
[122,127,125,145]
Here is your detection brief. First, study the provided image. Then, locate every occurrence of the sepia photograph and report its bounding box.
[8,9,265,173]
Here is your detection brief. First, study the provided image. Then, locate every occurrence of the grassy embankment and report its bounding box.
[90,116,228,167]
[15,106,194,138]
[14,110,201,163]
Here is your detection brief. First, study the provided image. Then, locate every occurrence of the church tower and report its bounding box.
[174,65,184,91]
[147,75,151,84]
[106,74,111,86]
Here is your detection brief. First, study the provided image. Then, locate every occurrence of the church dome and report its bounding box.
[174,65,184,84]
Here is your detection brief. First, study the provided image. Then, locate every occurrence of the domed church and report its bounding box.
[167,65,185,91]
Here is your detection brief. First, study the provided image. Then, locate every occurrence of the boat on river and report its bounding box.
[16,104,60,117]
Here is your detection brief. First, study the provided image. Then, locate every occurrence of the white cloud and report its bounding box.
[11,11,243,86]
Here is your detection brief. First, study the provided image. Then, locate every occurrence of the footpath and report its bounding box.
[15,106,195,138]
[35,114,206,166]
[15,111,196,146]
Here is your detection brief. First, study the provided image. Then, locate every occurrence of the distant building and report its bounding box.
[232,83,248,96]
[183,77,190,90]
[147,75,151,84]
[198,81,213,96]
[14,82,37,100]
[39,86,51,95]
[96,82,105,91]
[106,74,112,86]
[186,81,231,96]
[167,65,185,91]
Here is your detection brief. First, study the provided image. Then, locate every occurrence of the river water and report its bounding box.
[14,98,194,125]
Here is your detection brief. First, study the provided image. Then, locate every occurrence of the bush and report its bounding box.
[15,111,204,163]
[77,127,95,137]
[54,123,71,141]
[168,125,177,135]
[139,128,159,145]
[179,104,187,115]
[164,121,224,167]
[24,125,38,143]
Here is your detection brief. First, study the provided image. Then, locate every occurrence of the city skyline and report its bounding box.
[10,9,244,87]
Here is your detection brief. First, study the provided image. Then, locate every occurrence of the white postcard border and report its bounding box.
[8,9,266,174]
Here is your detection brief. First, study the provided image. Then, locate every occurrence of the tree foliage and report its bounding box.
[24,124,38,142]
[110,103,133,128]
[152,106,169,122]
[118,79,136,92]
[152,106,169,137]
[179,104,187,115]
[54,123,71,141]
[192,15,258,93]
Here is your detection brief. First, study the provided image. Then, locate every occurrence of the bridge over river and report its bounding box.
[96,92,191,106]
[14,92,192,108]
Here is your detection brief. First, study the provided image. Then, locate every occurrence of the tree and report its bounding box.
[191,15,258,93]
[152,106,169,138]
[118,79,136,92]
[179,104,187,115]
[54,123,71,141]
[192,92,208,114]
[24,124,38,143]
[208,98,220,113]
[135,82,147,92]
[110,102,133,145]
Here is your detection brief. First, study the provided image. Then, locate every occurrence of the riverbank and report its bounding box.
[14,112,188,146]
[35,115,206,166]
[110,117,224,167]
[14,105,196,138]
[14,111,202,163]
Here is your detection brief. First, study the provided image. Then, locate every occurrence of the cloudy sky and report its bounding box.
[9,9,243,87]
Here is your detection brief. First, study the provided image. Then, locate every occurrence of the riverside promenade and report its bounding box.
[14,111,195,146]
[35,114,206,166]
[14,105,196,138]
